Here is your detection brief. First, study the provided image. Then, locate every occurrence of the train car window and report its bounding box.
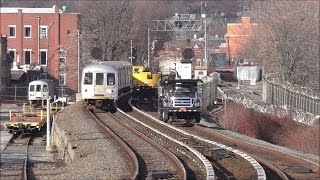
[36,85,41,92]
[84,73,93,85]
[43,85,48,92]
[30,85,35,92]
[96,73,104,85]
[107,73,115,85]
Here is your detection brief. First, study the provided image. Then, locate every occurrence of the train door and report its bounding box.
[35,84,42,98]
[94,73,104,96]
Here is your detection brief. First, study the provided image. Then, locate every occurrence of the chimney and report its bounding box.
[242,17,251,25]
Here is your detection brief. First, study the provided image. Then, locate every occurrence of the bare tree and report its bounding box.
[244,1,319,90]
[79,1,134,62]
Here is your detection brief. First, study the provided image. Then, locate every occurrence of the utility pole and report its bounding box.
[202,14,207,67]
[77,30,80,93]
[227,36,231,65]
[130,39,133,64]
[38,16,40,65]
[147,28,150,68]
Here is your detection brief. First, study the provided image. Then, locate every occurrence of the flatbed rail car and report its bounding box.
[132,65,160,100]
[4,109,47,134]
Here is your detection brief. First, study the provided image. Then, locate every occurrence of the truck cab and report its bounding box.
[158,79,202,123]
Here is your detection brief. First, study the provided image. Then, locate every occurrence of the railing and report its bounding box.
[0,85,28,101]
[200,73,220,109]
[263,75,319,117]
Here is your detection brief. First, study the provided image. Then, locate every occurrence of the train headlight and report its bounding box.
[106,89,114,94]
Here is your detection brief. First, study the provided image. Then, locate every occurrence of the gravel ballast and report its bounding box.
[32,101,133,179]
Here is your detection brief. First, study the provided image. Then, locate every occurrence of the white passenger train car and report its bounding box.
[81,60,132,108]
[28,79,55,106]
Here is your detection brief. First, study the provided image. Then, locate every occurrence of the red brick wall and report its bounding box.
[226,17,257,60]
[0,6,79,95]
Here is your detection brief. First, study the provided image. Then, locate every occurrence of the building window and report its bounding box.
[40,49,47,66]
[8,49,16,67]
[9,25,16,38]
[24,26,31,38]
[24,50,31,64]
[196,59,202,66]
[59,73,66,85]
[40,26,47,38]
[59,58,66,64]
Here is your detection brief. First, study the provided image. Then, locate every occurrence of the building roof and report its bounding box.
[10,70,25,80]
[0,5,56,13]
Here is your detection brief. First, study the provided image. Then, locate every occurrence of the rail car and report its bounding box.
[81,60,132,109]
[5,112,47,134]
[28,79,55,107]
[132,66,160,100]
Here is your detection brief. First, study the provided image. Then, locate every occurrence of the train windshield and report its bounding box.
[30,85,35,92]
[96,73,104,85]
[107,73,115,85]
[84,73,93,85]
[43,85,48,92]
[168,84,195,94]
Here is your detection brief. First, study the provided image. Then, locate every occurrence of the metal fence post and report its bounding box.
[14,85,17,101]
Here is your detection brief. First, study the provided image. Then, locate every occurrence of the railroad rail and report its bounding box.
[86,107,139,179]
[185,124,320,180]
[0,134,32,180]
[135,99,319,179]
[130,99,266,179]
[116,106,214,179]
[92,109,186,179]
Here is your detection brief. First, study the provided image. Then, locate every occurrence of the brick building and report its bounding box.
[156,39,208,79]
[0,5,79,98]
[224,17,257,62]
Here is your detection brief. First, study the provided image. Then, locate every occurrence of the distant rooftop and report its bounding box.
[0,5,56,13]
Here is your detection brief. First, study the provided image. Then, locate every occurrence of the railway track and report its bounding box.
[85,107,139,179]
[91,109,186,179]
[181,124,320,180]
[121,96,264,179]
[0,133,32,180]
[135,100,319,179]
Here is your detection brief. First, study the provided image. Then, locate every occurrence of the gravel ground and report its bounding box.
[32,101,133,179]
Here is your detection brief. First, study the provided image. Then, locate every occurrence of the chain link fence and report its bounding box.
[0,85,28,101]
[219,74,319,125]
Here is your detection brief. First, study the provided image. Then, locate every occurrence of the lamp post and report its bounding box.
[38,16,40,65]
[227,36,231,65]
[77,29,80,93]
[202,14,207,67]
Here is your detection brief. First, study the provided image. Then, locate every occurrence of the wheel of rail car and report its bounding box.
[162,110,169,123]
